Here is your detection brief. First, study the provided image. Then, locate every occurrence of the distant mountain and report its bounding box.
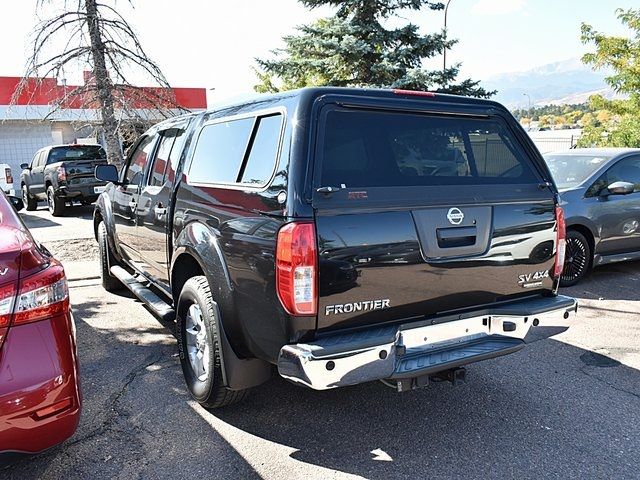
[482,58,619,108]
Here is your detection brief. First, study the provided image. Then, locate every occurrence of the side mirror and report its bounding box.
[8,195,24,212]
[20,163,29,170]
[95,164,120,184]
[606,181,635,196]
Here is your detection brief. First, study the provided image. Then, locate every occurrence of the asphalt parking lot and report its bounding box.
[2,205,640,479]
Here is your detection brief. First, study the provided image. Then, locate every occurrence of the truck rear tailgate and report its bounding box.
[312,104,559,332]
[48,145,108,187]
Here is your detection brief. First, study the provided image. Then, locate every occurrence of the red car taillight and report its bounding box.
[276,222,317,316]
[5,167,13,185]
[57,165,67,182]
[13,263,69,326]
[553,206,566,279]
[0,283,15,329]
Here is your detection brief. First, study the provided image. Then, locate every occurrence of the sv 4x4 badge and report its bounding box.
[518,270,549,288]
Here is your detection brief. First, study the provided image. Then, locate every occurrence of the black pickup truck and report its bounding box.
[21,144,109,216]
[94,87,577,408]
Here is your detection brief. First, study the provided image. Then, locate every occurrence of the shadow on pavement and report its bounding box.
[0,294,260,479]
[564,259,640,302]
[3,263,639,478]
[215,336,640,478]
[20,204,95,228]
[18,211,61,229]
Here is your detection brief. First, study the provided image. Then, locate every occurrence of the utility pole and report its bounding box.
[443,0,453,73]
[523,93,532,130]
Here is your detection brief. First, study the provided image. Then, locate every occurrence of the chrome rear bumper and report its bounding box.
[278,295,578,390]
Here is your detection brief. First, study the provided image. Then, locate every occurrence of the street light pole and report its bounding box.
[443,0,453,73]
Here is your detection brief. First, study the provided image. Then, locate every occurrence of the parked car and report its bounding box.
[0,190,81,457]
[20,144,109,216]
[94,87,576,408]
[543,148,640,285]
[0,163,15,196]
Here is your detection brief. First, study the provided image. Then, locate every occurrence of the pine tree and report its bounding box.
[255,0,493,97]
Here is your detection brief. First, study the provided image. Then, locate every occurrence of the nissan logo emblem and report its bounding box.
[447,207,464,225]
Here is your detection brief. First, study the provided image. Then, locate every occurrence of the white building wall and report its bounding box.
[0,121,53,192]
[527,129,582,154]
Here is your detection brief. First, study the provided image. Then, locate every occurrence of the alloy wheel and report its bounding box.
[561,236,588,284]
[184,303,210,381]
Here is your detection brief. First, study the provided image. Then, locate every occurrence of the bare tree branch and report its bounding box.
[11,0,189,165]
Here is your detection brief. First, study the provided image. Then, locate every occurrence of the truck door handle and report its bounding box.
[437,226,477,248]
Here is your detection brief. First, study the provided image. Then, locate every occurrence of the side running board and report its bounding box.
[110,266,175,322]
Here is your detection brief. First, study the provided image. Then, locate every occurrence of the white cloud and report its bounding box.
[470,0,527,15]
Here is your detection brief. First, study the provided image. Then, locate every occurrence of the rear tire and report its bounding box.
[177,276,249,409]
[47,186,65,216]
[560,230,591,287]
[98,221,122,292]
[22,185,37,211]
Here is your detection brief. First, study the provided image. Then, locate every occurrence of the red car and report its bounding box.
[0,192,81,455]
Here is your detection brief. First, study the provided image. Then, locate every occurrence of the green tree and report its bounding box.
[566,110,583,125]
[511,103,590,122]
[254,0,493,97]
[578,8,640,147]
[539,114,556,128]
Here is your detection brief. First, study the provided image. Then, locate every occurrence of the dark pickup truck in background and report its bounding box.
[21,144,109,216]
[93,87,577,409]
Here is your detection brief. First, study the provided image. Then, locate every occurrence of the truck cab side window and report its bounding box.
[145,128,187,187]
[125,136,155,185]
[167,128,186,183]
[188,114,282,187]
[33,152,44,168]
[189,118,254,184]
[30,152,39,168]
[239,114,282,186]
[147,133,175,187]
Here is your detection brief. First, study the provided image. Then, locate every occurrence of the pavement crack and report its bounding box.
[63,353,166,448]
[579,365,640,400]
[1,354,168,470]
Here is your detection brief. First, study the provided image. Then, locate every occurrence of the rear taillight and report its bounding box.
[0,283,15,328]
[5,167,13,185]
[57,165,67,182]
[276,222,317,316]
[13,264,69,326]
[553,206,566,279]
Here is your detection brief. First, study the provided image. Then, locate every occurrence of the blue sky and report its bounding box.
[0,0,637,103]
[435,0,639,78]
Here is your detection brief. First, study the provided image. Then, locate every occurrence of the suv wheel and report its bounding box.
[22,185,37,211]
[177,276,249,409]
[98,222,122,292]
[47,186,65,216]
[560,230,591,287]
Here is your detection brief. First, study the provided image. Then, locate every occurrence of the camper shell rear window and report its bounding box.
[318,108,539,189]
